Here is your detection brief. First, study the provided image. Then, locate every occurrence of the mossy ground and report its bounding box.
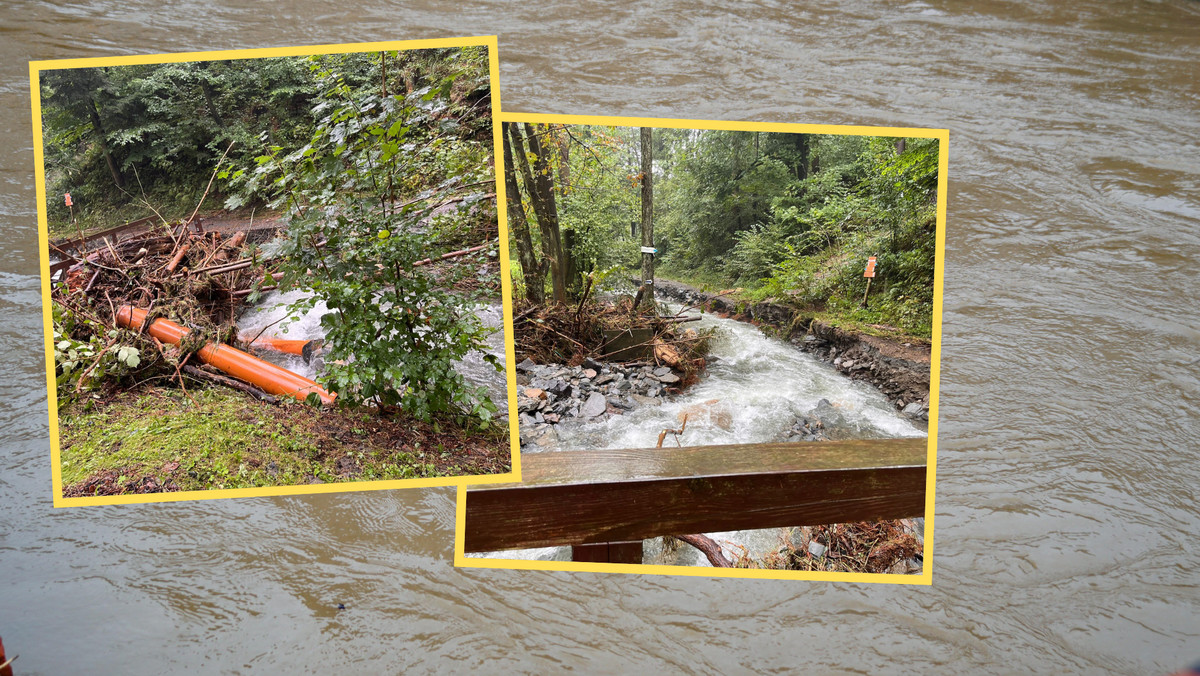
[59,383,511,496]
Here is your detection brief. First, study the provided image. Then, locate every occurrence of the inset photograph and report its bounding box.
[35,38,519,505]
[458,115,944,583]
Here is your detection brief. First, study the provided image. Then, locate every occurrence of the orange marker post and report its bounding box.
[862,255,877,307]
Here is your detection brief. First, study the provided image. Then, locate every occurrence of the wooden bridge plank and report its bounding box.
[464,439,927,553]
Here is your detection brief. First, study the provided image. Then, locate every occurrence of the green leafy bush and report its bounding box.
[242,51,500,424]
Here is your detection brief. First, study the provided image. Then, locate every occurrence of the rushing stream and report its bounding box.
[236,289,509,410]
[3,2,1199,672]
[482,304,927,565]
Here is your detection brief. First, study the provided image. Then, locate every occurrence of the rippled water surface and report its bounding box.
[2,1,1199,673]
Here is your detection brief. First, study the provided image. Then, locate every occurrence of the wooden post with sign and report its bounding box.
[635,127,655,312]
[862,255,877,307]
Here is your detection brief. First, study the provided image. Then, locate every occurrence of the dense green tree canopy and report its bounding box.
[38,47,491,232]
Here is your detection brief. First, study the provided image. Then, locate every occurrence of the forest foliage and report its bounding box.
[38,47,492,232]
[504,124,940,339]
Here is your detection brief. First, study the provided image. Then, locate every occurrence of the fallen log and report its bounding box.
[192,258,255,276]
[115,305,336,405]
[182,365,278,405]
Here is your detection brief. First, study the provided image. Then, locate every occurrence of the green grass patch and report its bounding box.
[59,384,509,494]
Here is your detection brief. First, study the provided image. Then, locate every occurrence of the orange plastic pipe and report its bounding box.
[244,336,310,356]
[116,306,336,405]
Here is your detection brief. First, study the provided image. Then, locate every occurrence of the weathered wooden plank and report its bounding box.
[571,540,644,564]
[464,439,927,553]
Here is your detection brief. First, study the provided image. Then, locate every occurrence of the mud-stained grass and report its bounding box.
[60,383,511,497]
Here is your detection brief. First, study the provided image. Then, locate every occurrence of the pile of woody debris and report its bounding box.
[51,215,276,329]
[49,214,289,401]
[512,290,715,381]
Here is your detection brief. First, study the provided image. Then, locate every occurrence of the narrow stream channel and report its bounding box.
[479,303,927,566]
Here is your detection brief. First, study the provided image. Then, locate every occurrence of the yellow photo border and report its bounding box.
[454,111,947,585]
[32,36,523,507]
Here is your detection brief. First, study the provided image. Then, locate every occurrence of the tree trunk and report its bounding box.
[554,127,580,295]
[794,133,809,180]
[501,123,544,303]
[512,122,567,304]
[563,228,579,296]
[637,127,655,309]
[87,96,124,189]
[198,79,225,128]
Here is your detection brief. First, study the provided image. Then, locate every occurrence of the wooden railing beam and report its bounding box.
[464,438,928,553]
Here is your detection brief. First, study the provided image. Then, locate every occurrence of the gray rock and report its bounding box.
[653,366,671,377]
[533,427,559,447]
[595,372,616,386]
[607,396,633,410]
[629,393,661,406]
[656,372,681,385]
[580,392,608,418]
[808,541,827,558]
[902,402,924,418]
[516,358,537,372]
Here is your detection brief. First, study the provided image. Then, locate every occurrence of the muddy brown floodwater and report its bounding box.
[2,1,1199,673]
